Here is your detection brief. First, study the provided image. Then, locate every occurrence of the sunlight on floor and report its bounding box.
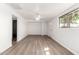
[44,47,49,51]
[44,47,50,55]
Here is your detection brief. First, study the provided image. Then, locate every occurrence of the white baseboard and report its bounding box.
[0,44,12,54]
[50,36,79,55]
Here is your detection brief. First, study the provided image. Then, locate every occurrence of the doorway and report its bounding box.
[12,15,17,45]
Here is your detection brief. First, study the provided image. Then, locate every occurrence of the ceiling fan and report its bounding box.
[34,4,41,21]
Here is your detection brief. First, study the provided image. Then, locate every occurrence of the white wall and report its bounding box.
[27,22,42,35]
[0,4,12,53]
[17,15,28,41]
[27,22,47,35]
[48,4,79,55]
[41,22,48,35]
[0,4,28,53]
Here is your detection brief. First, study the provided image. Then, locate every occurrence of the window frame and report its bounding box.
[59,8,79,28]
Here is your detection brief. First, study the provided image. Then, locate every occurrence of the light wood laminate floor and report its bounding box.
[1,35,73,55]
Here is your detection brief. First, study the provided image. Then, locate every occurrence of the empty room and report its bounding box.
[0,3,79,55]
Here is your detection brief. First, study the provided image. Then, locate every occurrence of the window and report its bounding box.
[59,8,79,28]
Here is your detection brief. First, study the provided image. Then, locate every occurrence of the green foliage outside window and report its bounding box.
[59,8,79,28]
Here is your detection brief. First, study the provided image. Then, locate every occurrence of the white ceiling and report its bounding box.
[8,3,75,22]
